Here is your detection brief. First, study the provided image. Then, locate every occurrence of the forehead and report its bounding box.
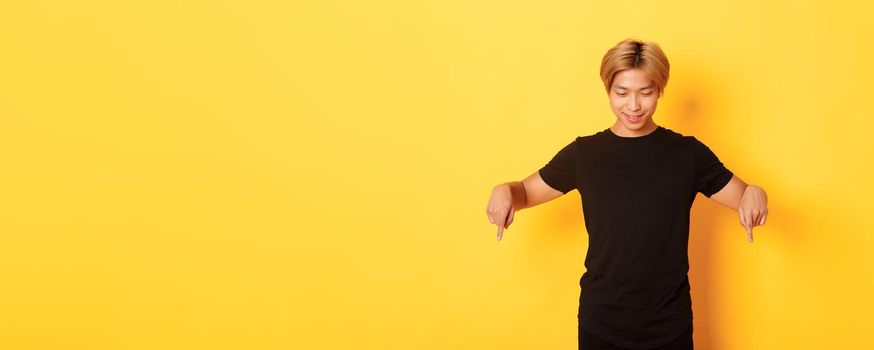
[611,69,655,90]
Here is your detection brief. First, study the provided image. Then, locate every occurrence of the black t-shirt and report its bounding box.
[538,125,733,350]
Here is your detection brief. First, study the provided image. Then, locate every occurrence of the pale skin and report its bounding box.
[486,68,769,242]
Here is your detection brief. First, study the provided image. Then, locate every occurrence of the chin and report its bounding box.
[623,120,647,129]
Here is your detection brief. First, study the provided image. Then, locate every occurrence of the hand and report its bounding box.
[738,185,768,243]
[486,184,515,241]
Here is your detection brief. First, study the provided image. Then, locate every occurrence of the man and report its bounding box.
[485,39,769,350]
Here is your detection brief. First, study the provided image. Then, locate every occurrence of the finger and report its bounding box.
[496,210,507,240]
[760,212,767,225]
[505,207,515,228]
[487,211,494,224]
[746,223,753,243]
[744,211,756,243]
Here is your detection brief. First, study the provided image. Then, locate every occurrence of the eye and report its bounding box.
[616,92,626,96]
[642,92,653,96]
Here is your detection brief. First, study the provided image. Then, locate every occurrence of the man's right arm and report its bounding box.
[495,171,565,211]
[520,170,566,209]
[487,171,566,240]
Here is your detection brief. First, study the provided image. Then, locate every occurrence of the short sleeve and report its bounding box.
[538,139,578,194]
[692,137,734,197]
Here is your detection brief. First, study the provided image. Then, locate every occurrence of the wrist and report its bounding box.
[493,183,511,192]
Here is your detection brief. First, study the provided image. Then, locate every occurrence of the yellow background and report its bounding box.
[1,1,872,349]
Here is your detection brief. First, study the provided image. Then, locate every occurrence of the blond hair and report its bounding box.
[600,38,670,95]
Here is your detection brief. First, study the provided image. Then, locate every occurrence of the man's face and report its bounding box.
[608,69,661,136]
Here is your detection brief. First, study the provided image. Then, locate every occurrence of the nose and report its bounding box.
[627,96,641,111]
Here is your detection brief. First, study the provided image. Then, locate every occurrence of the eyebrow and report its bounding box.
[614,84,654,90]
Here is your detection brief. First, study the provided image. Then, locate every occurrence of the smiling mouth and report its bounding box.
[623,112,644,121]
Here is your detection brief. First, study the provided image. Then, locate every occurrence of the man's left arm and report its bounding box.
[709,175,769,243]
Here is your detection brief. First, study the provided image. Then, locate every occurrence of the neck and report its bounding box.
[610,121,658,137]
